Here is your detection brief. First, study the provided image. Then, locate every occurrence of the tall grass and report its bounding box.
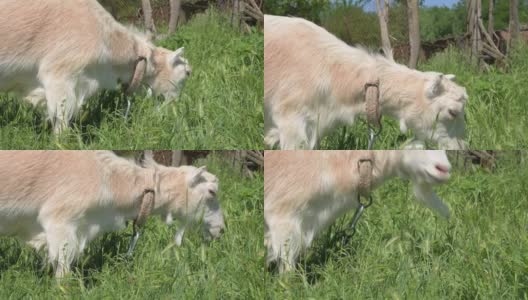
[265,151,528,298]
[318,43,528,149]
[0,153,264,298]
[0,9,263,150]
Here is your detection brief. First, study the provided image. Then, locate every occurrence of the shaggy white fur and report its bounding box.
[0,151,224,277]
[264,150,452,272]
[0,0,191,133]
[265,15,468,150]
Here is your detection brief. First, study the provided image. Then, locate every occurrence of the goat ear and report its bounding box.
[164,213,174,225]
[399,119,408,133]
[142,151,159,168]
[174,47,184,56]
[145,30,155,42]
[168,47,184,66]
[445,74,456,81]
[146,87,153,98]
[188,166,206,186]
[413,183,450,218]
[381,47,394,61]
[426,74,443,98]
[403,140,426,149]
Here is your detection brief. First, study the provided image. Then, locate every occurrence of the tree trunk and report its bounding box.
[407,0,420,68]
[375,0,393,60]
[467,0,483,65]
[169,0,182,34]
[141,0,156,33]
[465,0,504,64]
[171,150,184,167]
[487,0,494,35]
[509,0,520,44]
[144,150,154,161]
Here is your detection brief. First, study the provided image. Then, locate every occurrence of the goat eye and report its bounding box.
[208,189,216,196]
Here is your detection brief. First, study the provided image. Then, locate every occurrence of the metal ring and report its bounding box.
[363,195,373,208]
[364,81,379,89]
[368,121,383,137]
[357,158,372,168]
[357,194,373,208]
[357,158,373,177]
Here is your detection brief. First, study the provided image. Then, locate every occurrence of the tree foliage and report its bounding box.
[420,0,528,42]
[420,6,466,41]
[318,2,409,48]
[264,0,528,46]
[485,0,528,30]
[263,0,331,23]
[321,5,380,46]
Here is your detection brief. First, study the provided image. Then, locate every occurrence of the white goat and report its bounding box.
[0,151,225,277]
[0,0,191,133]
[264,150,452,272]
[265,15,468,150]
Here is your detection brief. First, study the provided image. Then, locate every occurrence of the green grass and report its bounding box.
[265,151,528,299]
[0,153,264,298]
[0,10,263,150]
[318,43,528,150]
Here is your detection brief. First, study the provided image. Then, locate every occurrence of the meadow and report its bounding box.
[265,151,528,298]
[0,10,263,150]
[0,153,265,298]
[318,44,528,150]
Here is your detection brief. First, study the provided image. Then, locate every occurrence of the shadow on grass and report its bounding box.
[76,229,133,288]
[0,228,134,286]
[0,90,137,144]
[69,91,136,144]
[299,222,363,285]
[0,239,52,277]
[264,215,365,284]
[0,94,50,135]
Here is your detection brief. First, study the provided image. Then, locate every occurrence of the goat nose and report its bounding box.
[219,228,225,235]
[435,164,451,174]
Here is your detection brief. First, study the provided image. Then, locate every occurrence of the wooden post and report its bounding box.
[488,0,494,35]
[171,150,184,167]
[141,0,156,33]
[509,0,520,45]
[169,0,182,34]
[408,0,421,68]
[375,0,393,60]
[467,0,483,66]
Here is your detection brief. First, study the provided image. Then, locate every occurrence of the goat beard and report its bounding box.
[413,183,451,219]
